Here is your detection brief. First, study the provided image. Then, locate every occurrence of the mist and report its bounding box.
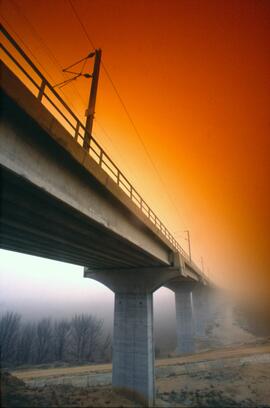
[1,249,269,357]
[0,250,178,352]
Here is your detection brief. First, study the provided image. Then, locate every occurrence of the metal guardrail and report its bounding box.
[0,25,203,276]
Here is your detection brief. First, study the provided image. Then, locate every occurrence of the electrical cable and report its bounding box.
[3,1,203,269]
[67,0,188,231]
[8,0,86,118]
[5,0,137,199]
[7,0,193,258]
[8,0,206,271]
[1,16,55,86]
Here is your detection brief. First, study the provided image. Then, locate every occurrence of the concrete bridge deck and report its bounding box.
[1,62,204,278]
[1,26,210,406]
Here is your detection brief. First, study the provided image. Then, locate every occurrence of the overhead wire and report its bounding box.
[2,0,203,268]
[67,0,188,232]
[94,118,135,177]
[8,0,87,119]
[3,0,139,196]
[1,16,80,117]
[67,0,149,193]
[53,53,94,89]
[1,16,57,88]
[6,0,191,251]
[5,0,135,193]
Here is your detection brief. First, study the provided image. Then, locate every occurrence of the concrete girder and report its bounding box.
[1,62,205,279]
[0,66,173,267]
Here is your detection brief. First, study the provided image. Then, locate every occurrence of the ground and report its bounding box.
[156,361,270,407]
[2,341,270,407]
[1,373,140,407]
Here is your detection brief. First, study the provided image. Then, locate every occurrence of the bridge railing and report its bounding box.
[1,25,203,276]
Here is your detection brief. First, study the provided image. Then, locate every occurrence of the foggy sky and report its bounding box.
[0,250,176,331]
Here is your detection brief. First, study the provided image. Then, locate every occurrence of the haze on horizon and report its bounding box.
[1,0,270,312]
[0,249,177,352]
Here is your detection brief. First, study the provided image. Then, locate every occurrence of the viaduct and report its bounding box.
[0,27,214,406]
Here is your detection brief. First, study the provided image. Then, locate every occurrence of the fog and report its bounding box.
[0,249,178,352]
[0,249,114,324]
[1,249,269,355]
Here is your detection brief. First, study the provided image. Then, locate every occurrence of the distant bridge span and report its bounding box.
[0,27,211,406]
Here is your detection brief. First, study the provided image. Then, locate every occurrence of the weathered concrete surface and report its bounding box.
[166,281,196,355]
[113,292,155,405]
[84,264,184,406]
[1,65,174,269]
[1,61,206,280]
[1,61,208,406]
[192,285,210,340]
[85,267,201,404]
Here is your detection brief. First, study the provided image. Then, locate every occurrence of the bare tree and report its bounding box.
[16,322,35,365]
[0,311,21,363]
[86,316,103,361]
[35,318,52,364]
[54,319,70,361]
[99,332,112,362]
[0,311,110,366]
[70,314,103,362]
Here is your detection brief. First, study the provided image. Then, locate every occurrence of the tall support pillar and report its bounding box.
[165,281,195,354]
[175,286,195,354]
[113,292,154,406]
[84,266,177,407]
[84,261,186,406]
[192,285,209,339]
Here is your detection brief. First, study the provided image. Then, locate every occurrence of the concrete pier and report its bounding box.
[166,281,195,354]
[113,292,154,405]
[175,286,195,354]
[84,266,182,406]
[193,285,209,339]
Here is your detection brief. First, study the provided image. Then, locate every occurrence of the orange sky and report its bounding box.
[1,0,270,305]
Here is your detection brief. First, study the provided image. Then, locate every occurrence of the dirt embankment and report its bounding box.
[156,342,270,407]
[12,341,270,381]
[2,341,270,407]
[1,372,141,407]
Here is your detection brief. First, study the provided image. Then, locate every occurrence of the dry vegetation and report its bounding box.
[0,312,111,368]
[1,371,141,407]
[2,342,270,408]
[157,361,270,407]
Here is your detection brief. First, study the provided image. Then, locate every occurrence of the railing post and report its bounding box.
[37,79,46,102]
[1,25,202,274]
[74,121,80,141]
[99,150,103,166]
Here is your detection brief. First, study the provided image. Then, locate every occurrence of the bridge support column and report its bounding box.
[175,286,195,354]
[84,266,180,406]
[166,281,195,354]
[113,292,154,406]
[192,285,209,339]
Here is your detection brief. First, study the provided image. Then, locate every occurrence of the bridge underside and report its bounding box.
[0,55,208,406]
[0,166,166,270]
